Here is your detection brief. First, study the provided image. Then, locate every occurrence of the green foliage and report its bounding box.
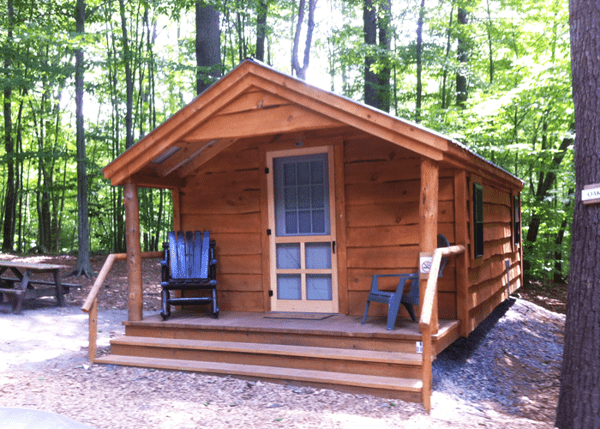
[0,0,573,282]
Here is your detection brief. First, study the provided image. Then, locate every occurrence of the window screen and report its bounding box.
[473,182,484,258]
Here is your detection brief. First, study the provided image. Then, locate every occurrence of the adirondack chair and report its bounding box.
[160,231,218,320]
[362,234,450,330]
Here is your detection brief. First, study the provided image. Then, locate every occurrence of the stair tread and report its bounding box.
[94,354,423,392]
[110,336,422,365]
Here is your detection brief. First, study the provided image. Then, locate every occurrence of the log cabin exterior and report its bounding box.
[98,59,524,409]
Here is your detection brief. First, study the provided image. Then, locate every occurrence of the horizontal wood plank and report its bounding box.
[346,201,454,227]
[218,255,263,275]
[212,233,262,255]
[218,274,264,291]
[217,89,292,115]
[347,246,418,269]
[345,178,453,207]
[180,189,260,215]
[346,223,456,248]
[185,104,344,142]
[181,213,261,233]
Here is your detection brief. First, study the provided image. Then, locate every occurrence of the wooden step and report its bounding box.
[94,354,423,402]
[109,336,423,378]
[124,324,420,353]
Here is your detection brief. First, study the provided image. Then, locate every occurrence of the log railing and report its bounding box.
[419,244,465,412]
[81,251,163,362]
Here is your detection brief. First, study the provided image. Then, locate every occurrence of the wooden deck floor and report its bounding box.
[125,311,461,353]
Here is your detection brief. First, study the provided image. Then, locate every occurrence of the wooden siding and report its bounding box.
[179,143,265,312]
[344,138,457,320]
[465,179,522,333]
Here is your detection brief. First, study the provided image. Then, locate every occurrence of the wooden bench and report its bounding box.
[0,261,81,314]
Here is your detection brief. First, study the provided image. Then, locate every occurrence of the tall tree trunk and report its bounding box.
[291,0,317,80]
[415,0,426,122]
[363,0,377,107]
[2,0,15,252]
[441,5,453,110]
[556,0,600,426]
[73,0,93,276]
[196,1,221,95]
[119,0,134,149]
[256,0,268,62]
[376,0,392,113]
[456,5,469,108]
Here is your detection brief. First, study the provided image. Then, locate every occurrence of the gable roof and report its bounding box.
[102,59,523,190]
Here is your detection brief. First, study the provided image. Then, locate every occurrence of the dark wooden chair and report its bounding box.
[362,234,450,330]
[160,231,218,320]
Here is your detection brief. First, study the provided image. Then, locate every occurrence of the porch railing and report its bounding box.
[81,251,163,362]
[419,244,465,412]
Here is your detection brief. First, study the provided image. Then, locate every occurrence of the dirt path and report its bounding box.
[0,254,561,428]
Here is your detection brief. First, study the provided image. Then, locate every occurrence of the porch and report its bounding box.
[94,310,461,404]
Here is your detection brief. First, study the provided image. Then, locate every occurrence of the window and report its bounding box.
[473,182,484,258]
[513,195,520,245]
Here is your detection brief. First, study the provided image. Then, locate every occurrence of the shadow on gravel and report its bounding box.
[436,296,517,364]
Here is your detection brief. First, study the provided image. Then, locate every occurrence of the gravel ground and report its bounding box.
[0,296,562,429]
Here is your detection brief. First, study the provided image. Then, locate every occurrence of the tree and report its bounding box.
[2,0,16,252]
[73,0,93,277]
[291,0,317,80]
[556,0,600,427]
[196,1,221,95]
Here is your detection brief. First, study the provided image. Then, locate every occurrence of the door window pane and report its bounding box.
[276,243,301,269]
[274,153,330,237]
[306,275,332,300]
[277,274,302,300]
[298,211,311,234]
[305,243,331,269]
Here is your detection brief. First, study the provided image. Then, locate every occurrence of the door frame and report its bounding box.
[266,145,339,313]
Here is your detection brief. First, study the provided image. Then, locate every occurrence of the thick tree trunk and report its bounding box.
[73,0,93,277]
[363,0,377,107]
[376,0,392,113]
[196,1,221,95]
[556,0,600,426]
[256,0,268,62]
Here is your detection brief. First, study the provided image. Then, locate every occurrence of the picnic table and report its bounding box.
[0,261,79,314]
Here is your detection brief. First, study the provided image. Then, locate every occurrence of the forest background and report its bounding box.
[0,0,573,284]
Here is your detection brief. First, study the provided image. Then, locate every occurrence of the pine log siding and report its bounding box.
[465,176,522,333]
[344,137,457,320]
[179,142,265,312]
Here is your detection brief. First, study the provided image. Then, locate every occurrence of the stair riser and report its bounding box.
[96,355,423,403]
[124,326,419,353]
[110,343,423,379]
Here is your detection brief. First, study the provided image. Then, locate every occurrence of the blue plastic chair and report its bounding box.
[362,234,450,330]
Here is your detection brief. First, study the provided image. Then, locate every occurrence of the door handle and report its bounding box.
[332,241,336,254]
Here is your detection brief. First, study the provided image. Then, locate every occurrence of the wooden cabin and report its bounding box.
[98,59,524,409]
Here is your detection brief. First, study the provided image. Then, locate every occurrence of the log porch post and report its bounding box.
[124,181,143,321]
[419,158,439,331]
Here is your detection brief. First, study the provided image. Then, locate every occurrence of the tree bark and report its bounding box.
[415,0,426,122]
[376,0,392,113]
[196,1,221,95]
[556,0,600,426]
[73,0,93,277]
[118,0,134,149]
[256,0,268,62]
[363,0,377,107]
[291,0,317,80]
[456,5,469,108]
[2,0,15,252]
